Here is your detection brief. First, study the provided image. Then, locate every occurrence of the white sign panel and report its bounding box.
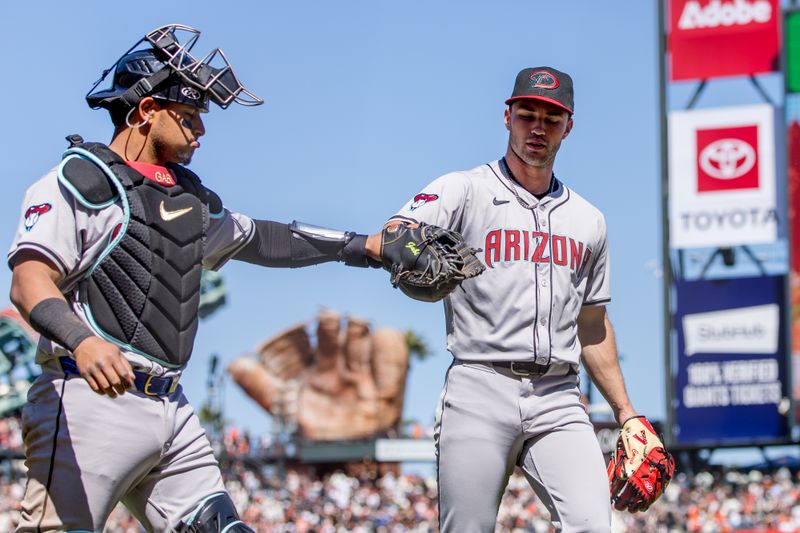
[682,303,779,356]
[374,439,435,462]
[669,104,778,248]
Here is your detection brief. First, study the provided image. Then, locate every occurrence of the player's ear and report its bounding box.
[562,116,573,139]
[137,97,159,124]
[504,106,511,131]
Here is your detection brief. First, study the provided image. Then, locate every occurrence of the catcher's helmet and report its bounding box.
[86,24,262,113]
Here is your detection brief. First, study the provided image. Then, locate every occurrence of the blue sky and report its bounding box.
[0,1,793,463]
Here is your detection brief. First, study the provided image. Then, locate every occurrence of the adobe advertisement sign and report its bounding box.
[668,0,780,81]
[674,276,789,446]
[669,104,778,249]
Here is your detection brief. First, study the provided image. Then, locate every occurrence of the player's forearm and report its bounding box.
[233,220,380,268]
[11,255,97,352]
[365,233,381,260]
[10,253,66,320]
[582,344,636,425]
[578,309,637,425]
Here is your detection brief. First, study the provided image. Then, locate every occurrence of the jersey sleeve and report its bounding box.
[582,215,611,307]
[390,172,470,232]
[7,169,81,276]
[203,208,256,271]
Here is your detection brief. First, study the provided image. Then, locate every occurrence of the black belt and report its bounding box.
[492,361,577,377]
[59,356,180,397]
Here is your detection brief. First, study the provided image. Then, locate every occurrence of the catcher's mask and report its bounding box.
[86,24,263,114]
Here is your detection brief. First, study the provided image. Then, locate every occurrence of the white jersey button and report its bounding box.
[541,280,548,287]
[540,318,547,326]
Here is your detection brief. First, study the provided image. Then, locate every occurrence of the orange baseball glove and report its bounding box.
[607,416,675,513]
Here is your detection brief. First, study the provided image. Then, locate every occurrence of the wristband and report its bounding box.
[28,298,95,352]
[341,234,382,268]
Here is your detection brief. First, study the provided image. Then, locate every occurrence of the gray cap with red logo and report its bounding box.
[505,67,574,115]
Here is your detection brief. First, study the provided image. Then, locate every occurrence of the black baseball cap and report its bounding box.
[505,67,574,115]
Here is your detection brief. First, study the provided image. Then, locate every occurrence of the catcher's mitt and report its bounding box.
[380,223,485,302]
[608,416,675,513]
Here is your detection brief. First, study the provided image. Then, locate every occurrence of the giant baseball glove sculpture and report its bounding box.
[228,310,409,440]
[381,223,485,302]
[607,416,675,513]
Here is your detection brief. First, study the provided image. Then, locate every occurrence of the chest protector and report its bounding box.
[58,135,223,368]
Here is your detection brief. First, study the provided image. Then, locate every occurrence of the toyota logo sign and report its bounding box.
[699,138,756,180]
[696,124,759,192]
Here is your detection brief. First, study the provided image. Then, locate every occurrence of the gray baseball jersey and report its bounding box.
[10,161,253,532]
[394,158,613,532]
[8,165,254,375]
[393,158,611,366]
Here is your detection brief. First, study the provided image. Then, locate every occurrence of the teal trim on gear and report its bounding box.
[59,147,130,277]
[58,147,182,369]
[222,521,246,532]
[183,491,227,524]
[57,154,119,210]
[81,305,183,369]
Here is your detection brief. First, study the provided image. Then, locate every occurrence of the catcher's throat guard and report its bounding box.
[87,24,263,112]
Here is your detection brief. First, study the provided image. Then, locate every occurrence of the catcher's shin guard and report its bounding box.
[176,492,254,533]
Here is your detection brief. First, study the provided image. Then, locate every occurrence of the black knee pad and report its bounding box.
[176,492,254,533]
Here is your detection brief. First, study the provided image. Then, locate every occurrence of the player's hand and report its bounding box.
[228,310,410,440]
[73,337,135,398]
[365,221,418,260]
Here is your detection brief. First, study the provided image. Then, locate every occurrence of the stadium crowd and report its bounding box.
[0,420,799,532]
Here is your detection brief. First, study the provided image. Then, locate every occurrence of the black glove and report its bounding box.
[380,223,485,302]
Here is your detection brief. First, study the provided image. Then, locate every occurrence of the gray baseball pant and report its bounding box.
[16,365,226,532]
[434,360,611,533]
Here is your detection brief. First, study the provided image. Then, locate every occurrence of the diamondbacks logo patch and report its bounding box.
[410,193,439,211]
[24,203,51,231]
[529,71,559,89]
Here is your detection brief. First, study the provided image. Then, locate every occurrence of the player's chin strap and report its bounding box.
[175,492,254,533]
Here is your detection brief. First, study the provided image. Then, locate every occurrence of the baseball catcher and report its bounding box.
[7,22,486,533]
[378,223,485,302]
[607,416,675,513]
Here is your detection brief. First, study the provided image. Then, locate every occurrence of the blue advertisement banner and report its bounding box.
[674,276,789,446]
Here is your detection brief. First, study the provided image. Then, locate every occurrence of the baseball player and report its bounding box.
[6,24,429,533]
[390,67,643,532]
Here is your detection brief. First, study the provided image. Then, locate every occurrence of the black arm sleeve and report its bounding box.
[29,298,95,352]
[233,220,376,268]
